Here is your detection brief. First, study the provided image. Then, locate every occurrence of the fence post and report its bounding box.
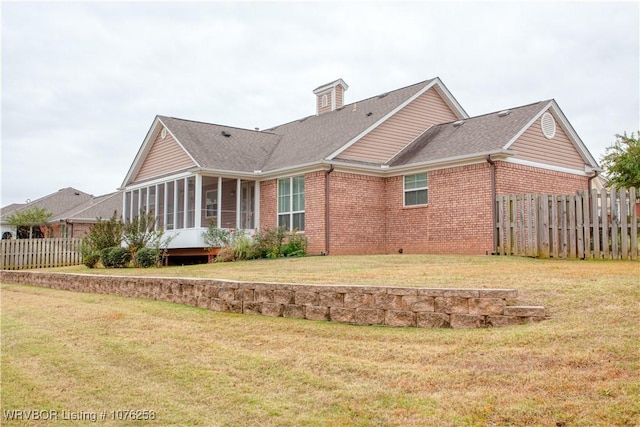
[620,188,629,260]
[591,189,600,259]
[611,189,619,259]
[602,189,609,259]
[631,187,638,261]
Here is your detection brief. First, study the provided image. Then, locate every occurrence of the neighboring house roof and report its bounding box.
[0,187,93,222]
[51,191,123,222]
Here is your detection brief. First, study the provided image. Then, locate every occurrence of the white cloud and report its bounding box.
[2,1,638,206]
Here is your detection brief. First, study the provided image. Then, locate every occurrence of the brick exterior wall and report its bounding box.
[259,162,590,256]
[328,172,386,255]
[495,161,589,195]
[385,163,493,255]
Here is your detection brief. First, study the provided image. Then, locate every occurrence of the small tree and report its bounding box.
[122,210,172,266]
[80,211,123,268]
[600,131,640,189]
[6,207,52,239]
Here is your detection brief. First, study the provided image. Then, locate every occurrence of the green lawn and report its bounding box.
[2,255,639,426]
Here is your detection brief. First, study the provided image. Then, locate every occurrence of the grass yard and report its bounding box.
[1,255,639,426]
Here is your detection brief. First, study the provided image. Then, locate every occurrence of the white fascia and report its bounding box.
[503,158,594,176]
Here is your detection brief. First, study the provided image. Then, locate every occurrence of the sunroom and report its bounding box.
[122,173,258,249]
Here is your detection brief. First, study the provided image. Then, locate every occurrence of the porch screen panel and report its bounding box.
[124,191,132,223]
[186,176,195,228]
[221,179,237,229]
[202,176,219,227]
[166,181,174,230]
[156,183,165,229]
[148,186,156,219]
[177,180,185,229]
[241,181,255,229]
[132,189,139,220]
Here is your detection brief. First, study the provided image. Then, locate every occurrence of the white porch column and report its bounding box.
[173,180,179,230]
[183,177,189,228]
[164,183,169,230]
[254,181,260,229]
[122,192,128,223]
[154,184,159,231]
[236,179,242,229]
[194,174,202,229]
[216,177,222,229]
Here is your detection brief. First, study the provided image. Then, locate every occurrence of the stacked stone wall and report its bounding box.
[0,271,546,329]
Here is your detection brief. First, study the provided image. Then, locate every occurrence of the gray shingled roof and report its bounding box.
[157,117,281,172]
[390,101,549,166]
[52,191,123,222]
[157,79,434,173]
[261,79,435,171]
[1,187,93,221]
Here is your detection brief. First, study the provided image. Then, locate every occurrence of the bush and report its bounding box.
[202,223,232,249]
[283,231,308,257]
[254,226,287,258]
[83,251,101,269]
[136,247,159,268]
[100,246,131,268]
[215,246,236,262]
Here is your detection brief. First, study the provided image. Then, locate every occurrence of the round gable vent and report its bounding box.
[161,128,167,139]
[541,112,556,139]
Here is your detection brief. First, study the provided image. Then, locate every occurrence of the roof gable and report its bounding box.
[133,122,197,183]
[336,84,462,163]
[390,101,549,167]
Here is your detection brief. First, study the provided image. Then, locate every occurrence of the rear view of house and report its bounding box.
[120,77,599,258]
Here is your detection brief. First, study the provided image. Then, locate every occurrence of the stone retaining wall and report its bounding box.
[0,271,547,328]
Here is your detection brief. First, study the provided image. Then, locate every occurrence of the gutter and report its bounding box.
[486,155,497,255]
[587,169,599,192]
[324,165,335,255]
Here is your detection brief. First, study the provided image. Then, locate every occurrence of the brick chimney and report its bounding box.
[313,79,349,115]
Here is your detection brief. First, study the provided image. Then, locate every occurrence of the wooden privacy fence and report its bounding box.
[496,188,639,260]
[0,238,83,270]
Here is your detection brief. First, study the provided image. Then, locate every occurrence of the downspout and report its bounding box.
[324,164,335,255]
[587,170,599,192]
[486,155,497,255]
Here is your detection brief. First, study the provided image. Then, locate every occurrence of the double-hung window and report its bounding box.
[404,172,428,206]
[278,175,305,231]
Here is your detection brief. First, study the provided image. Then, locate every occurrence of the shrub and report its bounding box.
[136,247,159,268]
[101,246,131,268]
[254,226,287,258]
[215,246,236,263]
[283,231,308,257]
[202,223,232,249]
[83,251,101,269]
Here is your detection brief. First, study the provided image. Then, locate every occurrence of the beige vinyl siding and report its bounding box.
[338,87,458,163]
[335,85,344,109]
[317,91,333,115]
[133,129,196,183]
[510,113,585,170]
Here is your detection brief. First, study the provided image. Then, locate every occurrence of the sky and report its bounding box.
[1,1,639,207]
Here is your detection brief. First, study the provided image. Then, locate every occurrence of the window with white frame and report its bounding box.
[321,94,328,107]
[404,172,428,206]
[278,175,305,231]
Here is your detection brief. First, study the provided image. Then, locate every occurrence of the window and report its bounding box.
[321,94,328,107]
[404,173,428,206]
[278,175,305,230]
